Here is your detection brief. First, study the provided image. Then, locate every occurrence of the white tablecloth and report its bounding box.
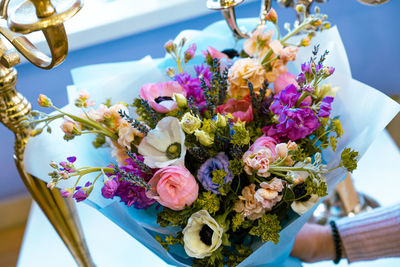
[18,130,400,267]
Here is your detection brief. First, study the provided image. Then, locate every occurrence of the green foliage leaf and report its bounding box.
[340,148,359,173]
[249,214,281,244]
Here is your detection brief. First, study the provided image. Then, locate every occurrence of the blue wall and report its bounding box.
[0,0,399,199]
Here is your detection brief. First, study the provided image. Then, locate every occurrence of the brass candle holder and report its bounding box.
[0,0,93,266]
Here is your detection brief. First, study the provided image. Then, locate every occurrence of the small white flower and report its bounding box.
[182,210,223,259]
[138,117,186,168]
[291,194,320,215]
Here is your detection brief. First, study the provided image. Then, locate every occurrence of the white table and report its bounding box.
[18,130,400,267]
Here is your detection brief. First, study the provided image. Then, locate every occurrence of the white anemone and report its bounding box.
[138,117,186,168]
[182,210,223,259]
[291,194,320,215]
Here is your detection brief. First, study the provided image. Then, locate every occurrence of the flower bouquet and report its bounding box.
[24,6,400,267]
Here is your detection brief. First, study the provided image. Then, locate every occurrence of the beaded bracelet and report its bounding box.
[329,220,342,264]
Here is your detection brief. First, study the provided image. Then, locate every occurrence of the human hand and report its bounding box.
[290,223,341,263]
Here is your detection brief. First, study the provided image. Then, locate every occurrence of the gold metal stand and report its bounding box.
[0,0,94,266]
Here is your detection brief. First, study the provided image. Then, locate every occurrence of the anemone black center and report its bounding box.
[199,224,213,246]
[221,48,239,59]
[293,183,311,202]
[154,96,173,103]
[166,142,181,160]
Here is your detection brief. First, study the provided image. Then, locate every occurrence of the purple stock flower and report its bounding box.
[328,66,335,75]
[107,156,155,209]
[270,84,301,114]
[174,65,212,109]
[264,84,320,141]
[197,152,234,194]
[101,177,119,199]
[319,96,334,117]
[73,187,87,202]
[316,64,323,72]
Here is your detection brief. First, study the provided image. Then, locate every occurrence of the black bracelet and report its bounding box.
[329,220,342,264]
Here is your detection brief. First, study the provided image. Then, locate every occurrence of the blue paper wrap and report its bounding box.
[24,19,400,266]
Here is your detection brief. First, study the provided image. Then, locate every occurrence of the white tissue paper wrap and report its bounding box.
[24,18,400,266]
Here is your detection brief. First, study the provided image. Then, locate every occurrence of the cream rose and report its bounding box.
[182,210,223,259]
[180,112,201,134]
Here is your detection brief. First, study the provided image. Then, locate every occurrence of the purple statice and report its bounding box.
[60,188,73,198]
[302,85,314,93]
[73,186,87,202]
[297,72,306,84]
[105,156,155,209]
[197,152,234,194]
[316,64,323,73]
[328,66,335,75]
[318,96,334,117]
[301,62,312,74]
[264,84,320,141]
[67,156,76,163]
[184,43,196,62]
[101,177,119,199]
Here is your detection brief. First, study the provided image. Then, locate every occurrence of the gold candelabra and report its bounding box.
[0,0,391,266]
[0,0,94,266]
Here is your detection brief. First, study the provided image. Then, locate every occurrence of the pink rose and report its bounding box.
[274,72,299,94]
[146,166,199,211]
[216,96,253,123]
[140,81,186,113]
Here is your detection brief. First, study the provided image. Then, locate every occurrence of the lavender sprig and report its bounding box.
[118,110,149,135]
[126,150,153,174]
[140,99,160,127]
[188,96,200,117]
[113,166,150,190]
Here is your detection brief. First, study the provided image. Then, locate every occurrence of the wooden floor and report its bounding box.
[0,98,398,267]
[0,223,28,267]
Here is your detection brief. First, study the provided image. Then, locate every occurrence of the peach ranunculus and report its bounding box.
[228,58,267,98]
[234,184,265,220]
[243,25,274,58]
[242,136,278,177]
[254,178,284,210]
[146,166,199,211]
[140,81,186,113]
[216,96,253,123]
[273,72,299,94]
